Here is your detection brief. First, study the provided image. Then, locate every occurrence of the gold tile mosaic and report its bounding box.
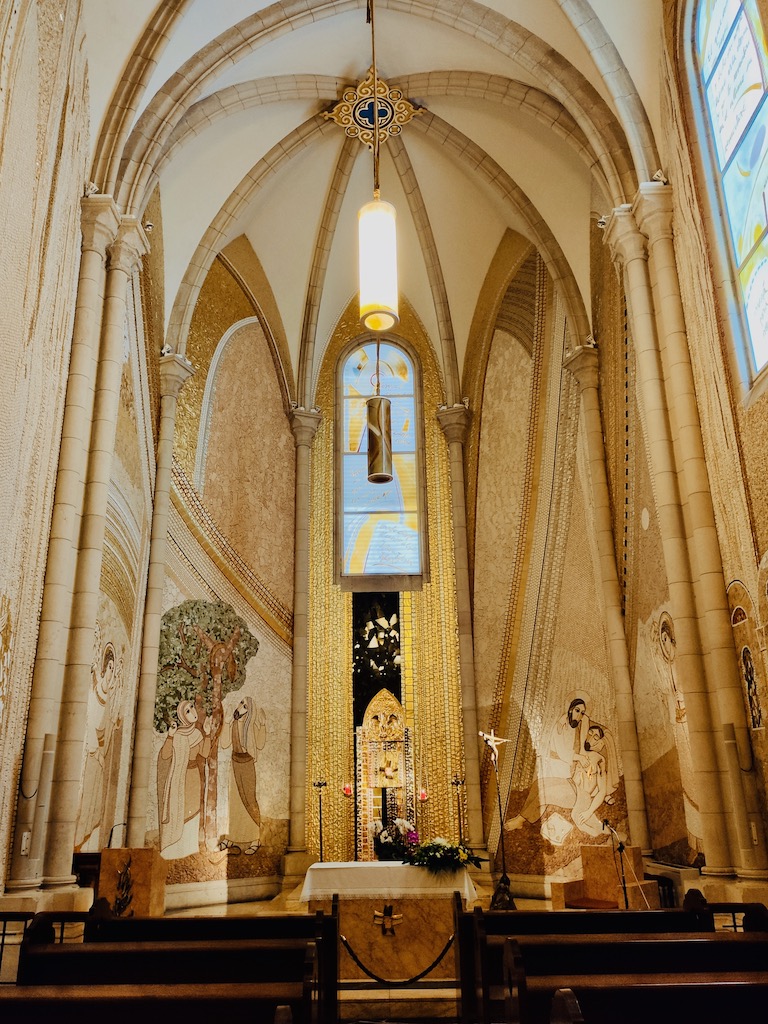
[307,297,465,858]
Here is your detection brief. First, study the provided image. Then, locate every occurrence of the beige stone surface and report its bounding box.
[312,895,458,983]
[99,848,167,917]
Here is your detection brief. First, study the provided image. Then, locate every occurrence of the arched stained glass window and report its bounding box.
[339,340,423,584]
[695,1,768,374]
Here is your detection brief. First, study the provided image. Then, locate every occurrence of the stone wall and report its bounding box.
[0,1,90,890]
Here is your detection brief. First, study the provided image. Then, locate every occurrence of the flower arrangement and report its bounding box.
[407,836,483,874]
[371,817,419,861]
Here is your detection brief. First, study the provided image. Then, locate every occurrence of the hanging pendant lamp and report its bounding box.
[359,0,399,334]
[361,0,395,483]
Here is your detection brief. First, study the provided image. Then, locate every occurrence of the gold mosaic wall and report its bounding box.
[174,259,256,477]
[307,299,465,859]
[138,187,163,448]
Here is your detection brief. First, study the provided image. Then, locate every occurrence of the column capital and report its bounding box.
[290,407,322,447]
[603,204,647,267]
[80,195,121,257]
[107,216,149,275]
[564,343,599,391]
[159,352,195,398]
[633,182,674,244]
[437,403,471,445]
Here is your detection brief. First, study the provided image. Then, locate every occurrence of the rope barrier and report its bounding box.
[339,931,455,986]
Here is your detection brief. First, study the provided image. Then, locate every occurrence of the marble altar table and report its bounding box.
[301,862,477,987]
[300,861,477,903]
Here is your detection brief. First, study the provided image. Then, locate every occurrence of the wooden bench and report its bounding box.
[453,894,715,1023]
[503,940,768,1024]
[500,932,768,1024]
[0,980,311,1023]
[15,936,319,1023]
[82,901,338,1024]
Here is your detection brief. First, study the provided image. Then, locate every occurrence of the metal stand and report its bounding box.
[313,781,327,862]
[490,762,514,909]
[452,775,465,843]
[604,820,629,909]
[478,730,515,910]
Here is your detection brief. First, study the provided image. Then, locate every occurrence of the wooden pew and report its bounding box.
[504,937,768,1024]
[14,936,319,1023]
[453,893,714,1024]
[0,980,311,1023]
[502,933,768,1024]
[82,900,338,1024]
[549,987,583,1024]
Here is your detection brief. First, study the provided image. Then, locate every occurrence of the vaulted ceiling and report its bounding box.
[81,0,664,400]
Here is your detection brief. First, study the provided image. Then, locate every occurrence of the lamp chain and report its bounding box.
[368,0,381,197]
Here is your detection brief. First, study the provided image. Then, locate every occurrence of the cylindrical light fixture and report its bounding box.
[359,197,399,332]
[366,394,393,483]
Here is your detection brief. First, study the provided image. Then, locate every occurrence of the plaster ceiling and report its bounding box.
[81,0,664,395]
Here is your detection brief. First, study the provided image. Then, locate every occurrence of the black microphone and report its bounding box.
[602,819,608,831]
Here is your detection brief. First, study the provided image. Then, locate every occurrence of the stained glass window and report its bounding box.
[696,0,768,373]
[340,341,422,578]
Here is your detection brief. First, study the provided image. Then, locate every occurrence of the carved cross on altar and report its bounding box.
[373,904,402,935]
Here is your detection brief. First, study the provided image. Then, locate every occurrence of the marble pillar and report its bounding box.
[8,196,120,890]
[126,352,194,848]
[634,183,768,878]
[564,342,651,853]
[284,407,322,881]
[43,217,148,889]
[437,404,485,853]
[605,205,733,875]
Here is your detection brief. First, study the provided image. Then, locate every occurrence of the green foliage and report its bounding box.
[407,837,484,874]
[154,600,260,732]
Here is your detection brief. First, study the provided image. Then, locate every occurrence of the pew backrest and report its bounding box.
[18,936,316,987]
[82,900,338,1024]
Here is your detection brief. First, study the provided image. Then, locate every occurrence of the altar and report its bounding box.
[301,862,477,986]
[300,861,477,903]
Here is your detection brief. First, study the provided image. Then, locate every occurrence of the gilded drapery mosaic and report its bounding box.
[307,298,465,860]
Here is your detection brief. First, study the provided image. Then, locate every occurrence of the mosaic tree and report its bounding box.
[156,600,259,850]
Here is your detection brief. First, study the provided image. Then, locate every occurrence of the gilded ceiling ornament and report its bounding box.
[323,66,423,148]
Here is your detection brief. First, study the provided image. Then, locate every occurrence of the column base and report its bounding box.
[3,877,43,895]
[42,875,78,890]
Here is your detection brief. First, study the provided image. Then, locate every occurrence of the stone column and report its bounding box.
[284,407,321,881]
[43,217,148,888]
[437,404,485,851]
[8,196,120,890]
[634,183,768,877]
[604,206,733,875]
[564,343,651,852]
[126,352,194,848]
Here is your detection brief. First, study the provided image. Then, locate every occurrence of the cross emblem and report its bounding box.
[355,96,393,131]
[373,903,403,935]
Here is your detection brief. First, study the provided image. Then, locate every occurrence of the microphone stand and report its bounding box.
[603,819,629,910]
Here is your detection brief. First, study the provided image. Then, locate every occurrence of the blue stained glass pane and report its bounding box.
[706,9,765,168]
[340,341,421,577]
[388,397,415,450]
[343,513,421,575]
[344,397,368,454]
[722,98,768,262]
[740,235,768,370]
[697,0,741,80]
[342,342,414,397]
[343,453,417,512]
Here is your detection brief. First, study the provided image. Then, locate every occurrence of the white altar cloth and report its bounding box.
[299,861,477,903]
